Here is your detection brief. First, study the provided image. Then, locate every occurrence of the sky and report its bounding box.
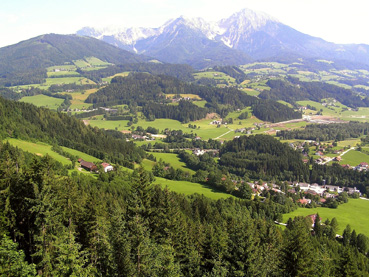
[1,0,369,48]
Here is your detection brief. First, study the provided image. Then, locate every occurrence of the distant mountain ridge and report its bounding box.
[77,8,369,68]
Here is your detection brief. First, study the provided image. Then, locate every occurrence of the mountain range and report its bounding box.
[77,8,369,69]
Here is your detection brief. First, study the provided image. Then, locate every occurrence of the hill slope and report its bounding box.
[0,34,146,86]
[0,96,144,166]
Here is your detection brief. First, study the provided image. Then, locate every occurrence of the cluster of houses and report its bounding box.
[78,159,114,173]
[241,180,360,204]
[192,149,219,156]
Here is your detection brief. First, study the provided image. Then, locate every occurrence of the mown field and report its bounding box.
[20,95,64,110]
[148,152,195,174]
[4,138,70,166]
[283,198,369,237]
[339,149,369,166]
[154,177,234,200]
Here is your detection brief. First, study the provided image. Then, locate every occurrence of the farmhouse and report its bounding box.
[210,120,222,125]
[80,160,97,172]
[306,214,322,226]
[298,198,311,205]
[101,162,114,173]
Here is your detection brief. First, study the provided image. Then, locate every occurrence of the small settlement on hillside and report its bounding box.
[78,159,114,173]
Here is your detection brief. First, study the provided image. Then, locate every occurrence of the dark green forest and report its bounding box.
[277,122,369,141]
[259,78,369,108]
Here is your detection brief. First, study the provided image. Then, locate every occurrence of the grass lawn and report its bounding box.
[47,65,77,72]
[154,177,234,200]
[193,71,236,85]
[85,57,112,66]
[193,100,207,107]
[47,71,80,77]
[150,153,195,174]
[20,95,64,110]
[340,107,369,122]
[240,88,260,96]
[4,139,70,166]
[61,147,102,163]
[339,150,369,166]
[102,72,130,83]
[283,198,369,237]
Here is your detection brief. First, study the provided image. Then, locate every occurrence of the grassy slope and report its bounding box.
[283,198,369,237]
[4,138,70,165]
[149,152,195,174]
[154,177,234,200]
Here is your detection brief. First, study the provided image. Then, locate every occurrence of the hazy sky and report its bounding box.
[1,0,369,47]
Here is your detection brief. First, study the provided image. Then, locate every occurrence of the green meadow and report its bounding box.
[193,71,236,85]
[283,198,369,237]
[20,95,64,110]
[4,139,70,166]
[154,177,234,200]
[61,147,102,163]
[149,152,195,174]
[102,72,130,83]
[66,88,98,110]
[339,150,369,166]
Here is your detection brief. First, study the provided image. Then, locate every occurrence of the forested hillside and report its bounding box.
[260,78,369,108]
[86,73,301,123]
[0,96,144,166]
[277,122,369,141]
[1,142,368,276]
[80,63,195,83]
[0,34,145,86]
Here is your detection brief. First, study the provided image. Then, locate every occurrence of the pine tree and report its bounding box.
[281,216,316,276]
[342,225,352,247]
[0,235,36,277]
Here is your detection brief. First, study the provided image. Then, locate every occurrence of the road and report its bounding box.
[215,128,234,140]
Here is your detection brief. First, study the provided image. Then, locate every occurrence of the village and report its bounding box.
[243,179,361,207]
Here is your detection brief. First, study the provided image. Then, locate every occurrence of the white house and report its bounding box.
[101,163,114,173]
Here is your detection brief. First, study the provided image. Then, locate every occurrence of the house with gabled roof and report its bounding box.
[80,160,97,172]
[101,163,114,173]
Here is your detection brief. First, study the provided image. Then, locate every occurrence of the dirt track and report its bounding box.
[268,115,347,128]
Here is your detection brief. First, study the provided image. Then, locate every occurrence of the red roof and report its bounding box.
[80,161,97,171]
[298,199,309,204]
[101,162,111,168]
[306,214,322,224]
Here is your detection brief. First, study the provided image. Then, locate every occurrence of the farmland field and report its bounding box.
[20,94,64,110]
[66,88,98,110]
[283,198,369,237]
